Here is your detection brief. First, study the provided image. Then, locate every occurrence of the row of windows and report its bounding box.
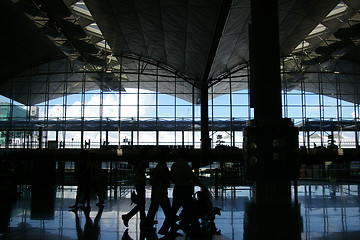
[1,130,358,149]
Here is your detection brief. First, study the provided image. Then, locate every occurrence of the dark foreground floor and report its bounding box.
[0,182,359,240]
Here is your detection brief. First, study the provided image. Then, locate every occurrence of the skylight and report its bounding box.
[71,1,92,19]
[96,40,109,50]
[308,23,327,37]
[326,2,348,18]
[71,1,110,52]
[294,41,310,51]
[85,24,103,37]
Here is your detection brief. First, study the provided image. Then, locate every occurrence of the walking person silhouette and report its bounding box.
[170,148,205,235]
[69,150,89,210]
[146,147,175,235]
[122,149,149,228]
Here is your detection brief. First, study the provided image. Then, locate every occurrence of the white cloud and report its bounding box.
[351,110,359,119]
[46,88,175,146]
[47,88,155,120]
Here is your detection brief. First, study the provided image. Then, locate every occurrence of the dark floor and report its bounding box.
[0,183,359,240]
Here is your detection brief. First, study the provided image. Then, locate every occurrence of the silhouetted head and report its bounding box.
[178,147,189,160]
[157,147,170,164]
[139,148,149,159]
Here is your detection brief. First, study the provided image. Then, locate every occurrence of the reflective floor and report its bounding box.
[0,182,359,240]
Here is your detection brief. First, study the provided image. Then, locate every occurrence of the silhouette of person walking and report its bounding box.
[87,153,105,207]
[69,151,89,209]
[146,147,174,235]
[122,149,149,227]
[70,152,105,211]
[170,148,204,234]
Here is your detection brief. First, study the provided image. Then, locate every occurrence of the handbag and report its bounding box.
[130,190,139,205]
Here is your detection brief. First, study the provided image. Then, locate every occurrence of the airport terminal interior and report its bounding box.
[1,0,360,239]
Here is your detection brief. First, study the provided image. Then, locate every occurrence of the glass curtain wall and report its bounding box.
[0,58,359,149]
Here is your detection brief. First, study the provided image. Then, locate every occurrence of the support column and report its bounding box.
[5,131,10,148]
[244,0,301,239]
[200,79,211,164]
[81,130,84,149]
[249,0,282,122]
[38,127,43,149]
[106,131,109,146]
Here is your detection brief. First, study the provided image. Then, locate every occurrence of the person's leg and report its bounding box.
[171,185,182,217]
[182,186,199,232]
[83,184,91,209]
[70,182,86,208]
[163,185,183,234]
[136,184,146,221]
[122,205,138,227]
[147,201,160,224]
[158,198,175,235]
[122,185,145,227]
[95,186,105,205]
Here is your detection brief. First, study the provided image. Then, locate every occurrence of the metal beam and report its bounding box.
[201,0,233,83]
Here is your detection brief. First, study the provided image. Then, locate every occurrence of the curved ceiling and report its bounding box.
[0,0,360,105]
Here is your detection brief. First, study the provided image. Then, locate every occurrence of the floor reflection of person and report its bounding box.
[71,205,104,240]
[122,149,149,228]
[121,228,159,240]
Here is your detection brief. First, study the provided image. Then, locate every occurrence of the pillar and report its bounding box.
[38,127,43,149]
[81,130,84,149]
[200,79,211,164]
[244,0,301,239]
[106,130,109,145]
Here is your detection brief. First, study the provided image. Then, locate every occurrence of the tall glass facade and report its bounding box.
[1,58,359,149]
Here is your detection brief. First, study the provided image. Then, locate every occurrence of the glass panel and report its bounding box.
[103,93,119,105]
[139,93,156,105]
[232,106,249,118]
[121,92,138,106]
[306,94,320,106]
[158,93,175,106]
[176,98,192,106]
[176,106,192,118]
[139,106,156,118]
[120,106,138,118]
[323,107,337,118]
[288,107,303,118]
[158,106,175,117]
[119,131,133,146]
[103,105,119,119]
[232,93,248,106]
[66,105,82,119]
[84,105,99,120]
[342,106,355,119]
[159,132,175,145]
[213,106,230,118]
[83,131,100,148]
[306,108,320,118]
[323,96,337,106]
[212,94,230,106]
[138,131,156,145]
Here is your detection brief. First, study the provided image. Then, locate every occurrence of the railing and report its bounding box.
[300,162,360,182]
